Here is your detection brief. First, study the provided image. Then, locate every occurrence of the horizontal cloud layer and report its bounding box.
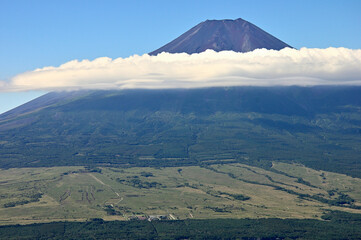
[2,47,361,92]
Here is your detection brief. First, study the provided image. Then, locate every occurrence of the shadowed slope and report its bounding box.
[1,87,361,178]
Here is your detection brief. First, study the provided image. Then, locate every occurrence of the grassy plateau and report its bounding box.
[0,162,360,225]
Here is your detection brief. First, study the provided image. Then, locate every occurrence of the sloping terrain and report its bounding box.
[0,87,360,178]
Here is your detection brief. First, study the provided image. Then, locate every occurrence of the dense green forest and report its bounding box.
[1,89,361,177]
[0,211,360,239]
[0,87,361,178]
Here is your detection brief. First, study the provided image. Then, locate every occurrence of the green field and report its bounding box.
[0,162,360,225]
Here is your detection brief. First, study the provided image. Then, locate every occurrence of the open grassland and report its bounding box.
[0,163,360,225]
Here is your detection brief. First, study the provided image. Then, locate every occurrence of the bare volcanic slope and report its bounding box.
[150,18,291,55]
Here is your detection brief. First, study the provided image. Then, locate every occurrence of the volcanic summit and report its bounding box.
[150,18,291,55]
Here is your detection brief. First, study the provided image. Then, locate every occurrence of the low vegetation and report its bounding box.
[0,163,360,226]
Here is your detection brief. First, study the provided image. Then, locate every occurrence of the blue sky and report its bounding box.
[1,0,361,113]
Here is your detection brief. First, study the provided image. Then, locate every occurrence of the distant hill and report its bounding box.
[150,18,291,55]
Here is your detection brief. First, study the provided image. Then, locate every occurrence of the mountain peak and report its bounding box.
[149,18,291,55]
[205,17,246,22]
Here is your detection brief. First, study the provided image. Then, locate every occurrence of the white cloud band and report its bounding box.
[2,47,361,92]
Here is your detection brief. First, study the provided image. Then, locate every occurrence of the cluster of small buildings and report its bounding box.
[127,214,172,221]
